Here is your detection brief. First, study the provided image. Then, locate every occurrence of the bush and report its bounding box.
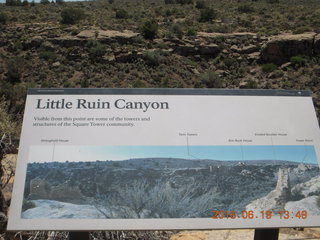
[133,80,147,88]
[169,23,184,39]
[89,42,106,62]
[237,4,255,13]
[199,8,217,22]
[61,8,85,25]
[223,57,236,67]
[115,9,129,19]
[5,0,21,5]
[195,0,206,9]
[242,80,258,89]
[200,70,222,88]
[6,57,24,83]
[39,51,57,62]
[141,19,158,40]
[261,63,277,73]
[55,0,64,4]
[186,28,197,36]
[143,50,165,66]
[22,0,29,6]
[0,13,7,25]
[290,56,306,67]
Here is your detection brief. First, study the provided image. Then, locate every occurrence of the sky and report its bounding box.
[28,145,318,164]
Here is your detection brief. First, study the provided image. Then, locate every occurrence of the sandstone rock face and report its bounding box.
[260,33,318,64]
[50,30,139,47]
[246,168,290,212]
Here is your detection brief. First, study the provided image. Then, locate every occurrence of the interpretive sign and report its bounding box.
[8,88,320,230]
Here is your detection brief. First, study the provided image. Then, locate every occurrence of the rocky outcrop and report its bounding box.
[260,32,319,64]
[291,176,320,200]
[285,196,320,216]
[246,168,290,212]
[174,43,220,58]
[29,178,86,204]
[22,200,106,219]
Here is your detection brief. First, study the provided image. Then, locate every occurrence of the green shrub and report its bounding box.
[169,23,184,39]
[55,0,64,4]
[133,80,147,88]
[22,200,36,212]
[200,70,222,88]
[61,8,85,25]
[223,57,236,67]
[261,63,277,73]
[39,51,57,62]
[242,80,258,89]
[89,42,106,62]
[237,4,255,13]
[293,26,313,34]
[186,28,197,36]
[141,19,158,40]
[6,57,24,83]
[195,0,206,9]
[290,56,306,67]
[80,78,89,88]
[0,12,7,25]
[115,9,129,19]
[143,50,165,66]
[199,8,217,22]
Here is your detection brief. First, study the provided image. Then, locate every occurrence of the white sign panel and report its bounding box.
[8,89,320,230]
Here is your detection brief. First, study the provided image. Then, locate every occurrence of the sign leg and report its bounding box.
[69,232,90,240]
[254,228,279,240]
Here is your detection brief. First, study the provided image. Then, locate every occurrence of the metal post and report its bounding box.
[254,228,279,240]
[69,232,90,240]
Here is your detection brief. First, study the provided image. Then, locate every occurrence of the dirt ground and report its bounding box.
[170,228,320,240]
